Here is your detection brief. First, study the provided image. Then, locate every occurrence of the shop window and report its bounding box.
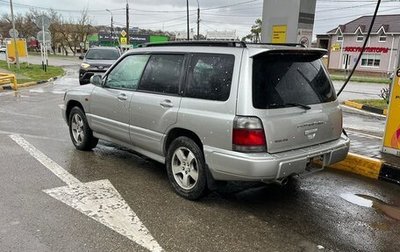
[361,54,381,67]
[337,36,343,42]
[356,35,364,42]
[379,36,387,42]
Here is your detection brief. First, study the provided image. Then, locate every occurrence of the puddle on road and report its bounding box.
[341,193,400,221]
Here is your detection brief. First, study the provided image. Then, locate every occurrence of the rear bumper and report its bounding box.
[204,134,350,181]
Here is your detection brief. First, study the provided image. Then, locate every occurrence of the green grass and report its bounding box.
[330,74,391,84]
[0,60,64,84]
[352,99,388,110]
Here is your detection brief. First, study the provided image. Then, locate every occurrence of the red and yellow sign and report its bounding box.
[383,68,400,156]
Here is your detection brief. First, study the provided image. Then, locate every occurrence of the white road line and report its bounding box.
[9,134,164,252]
[10,134,81,186]
[0,130,67,142]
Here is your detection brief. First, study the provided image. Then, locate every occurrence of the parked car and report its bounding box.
[0,45,6,53]
[62,41,350,200]
[78,47,121,85]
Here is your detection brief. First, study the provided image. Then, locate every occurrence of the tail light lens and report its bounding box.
[233,116,266,152]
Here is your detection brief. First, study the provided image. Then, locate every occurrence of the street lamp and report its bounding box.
[106,9,114,45]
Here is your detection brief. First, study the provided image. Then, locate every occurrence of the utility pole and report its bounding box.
[9,0,20,69]
[106,9,113,45]
[126,0,130,45]
[186,0,190,40]
[196,0,200,40]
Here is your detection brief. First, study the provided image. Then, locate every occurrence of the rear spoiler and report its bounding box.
[251,48,327,61]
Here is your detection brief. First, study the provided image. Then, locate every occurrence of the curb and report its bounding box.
[328,152,400,185]
[0,76,60,90]
[344,100,387,116]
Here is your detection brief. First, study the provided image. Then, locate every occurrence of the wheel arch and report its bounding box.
[66,100,85,120]
[164,128,203,155]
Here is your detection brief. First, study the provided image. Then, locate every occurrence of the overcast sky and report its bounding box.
[1,0,400,39]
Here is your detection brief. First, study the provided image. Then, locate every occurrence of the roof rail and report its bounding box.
[246,42,306,48]
[142,40,247,48]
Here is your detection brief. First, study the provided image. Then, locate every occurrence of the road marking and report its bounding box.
[9,134,163,252]
[10,135,80,186]
[0,130,67,142]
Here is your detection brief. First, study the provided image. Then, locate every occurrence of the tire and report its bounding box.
[68,106,98,151]
[166,136,207,200]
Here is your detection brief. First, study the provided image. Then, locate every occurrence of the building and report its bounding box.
[324,14,400,75]
[90,32,169,48]
[206,30,237,41]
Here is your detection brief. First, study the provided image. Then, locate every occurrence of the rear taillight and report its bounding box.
[232,116,266,152]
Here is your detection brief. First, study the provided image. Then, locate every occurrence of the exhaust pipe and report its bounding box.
[274,177,289,186]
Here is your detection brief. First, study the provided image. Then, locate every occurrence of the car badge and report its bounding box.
[305,128,318,140]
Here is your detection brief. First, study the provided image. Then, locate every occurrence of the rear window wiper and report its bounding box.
[268,102,311,110]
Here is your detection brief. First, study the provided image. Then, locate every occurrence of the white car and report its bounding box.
[0,46,6,53]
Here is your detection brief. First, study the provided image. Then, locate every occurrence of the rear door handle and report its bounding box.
[117,93,127,101]
[160,99,173,108]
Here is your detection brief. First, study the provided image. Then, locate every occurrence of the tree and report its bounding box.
[242,18,262,42]
[75,9,95,53]
[0,12,39,39]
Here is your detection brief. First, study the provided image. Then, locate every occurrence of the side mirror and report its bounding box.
[79,55,84,60]
[90,75,103,86]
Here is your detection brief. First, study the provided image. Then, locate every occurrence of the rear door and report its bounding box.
[250,50,342,154]
[129,54,185,155]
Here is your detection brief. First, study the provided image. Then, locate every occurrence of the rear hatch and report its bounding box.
[251,49,342,154]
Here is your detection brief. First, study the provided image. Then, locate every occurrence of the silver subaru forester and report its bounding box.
[62,41,350,200]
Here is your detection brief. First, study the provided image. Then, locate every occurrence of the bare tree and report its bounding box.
[76,9,94,53]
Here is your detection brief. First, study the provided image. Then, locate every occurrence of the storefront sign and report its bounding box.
[344,47,389,53]
[383,68,400,156]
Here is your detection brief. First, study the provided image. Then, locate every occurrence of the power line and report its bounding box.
[0,0,124,13]
[316,6,400,22]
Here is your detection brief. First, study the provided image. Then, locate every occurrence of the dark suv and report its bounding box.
[79,47,121,85]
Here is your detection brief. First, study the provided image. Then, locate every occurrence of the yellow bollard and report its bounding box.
[0,73,18,90]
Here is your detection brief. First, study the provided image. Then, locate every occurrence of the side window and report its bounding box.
[138,54,184,94]
[186,54,234,101]
[105,55,150,90]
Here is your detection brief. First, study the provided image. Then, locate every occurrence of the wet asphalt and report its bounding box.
[0,66,399,252]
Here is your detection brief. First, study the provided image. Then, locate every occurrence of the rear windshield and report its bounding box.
[85,49,120,60]
[252,53,336,109]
